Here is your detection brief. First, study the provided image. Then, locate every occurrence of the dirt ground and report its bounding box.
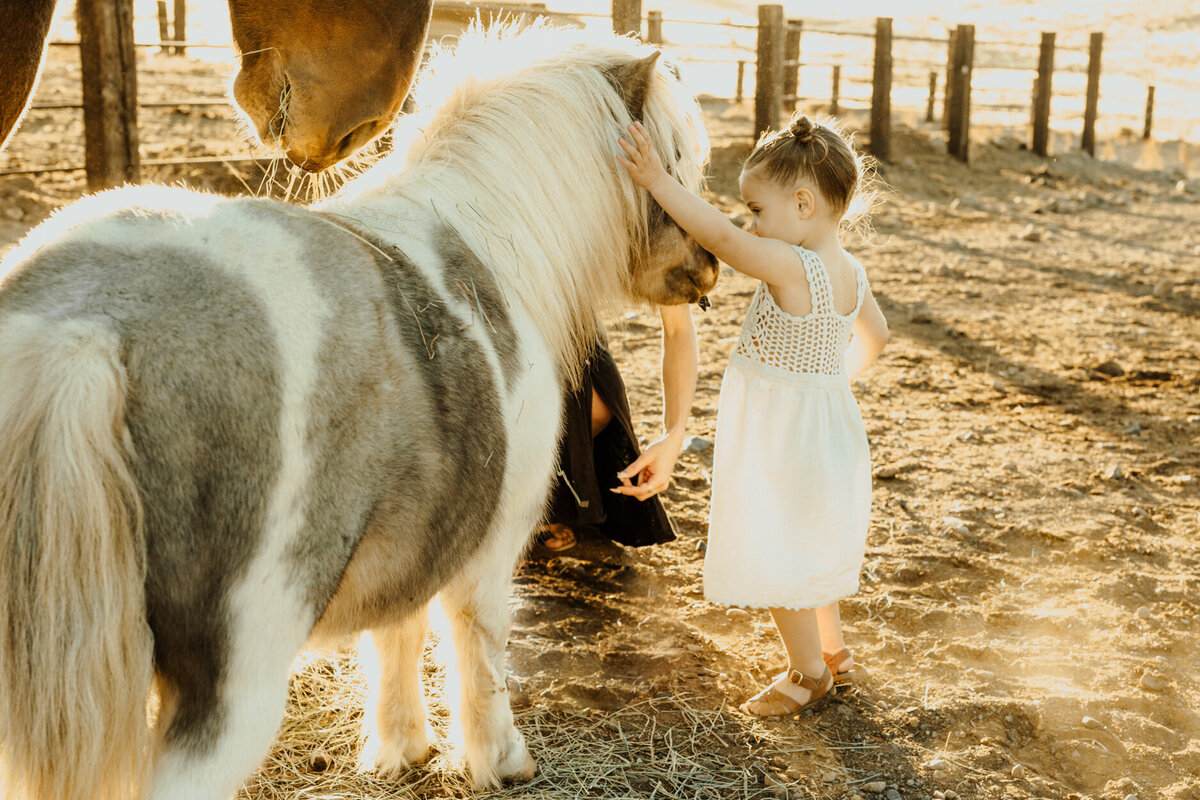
[2,53,1199,800]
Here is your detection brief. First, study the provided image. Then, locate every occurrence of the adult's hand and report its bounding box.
[611,432,685,501]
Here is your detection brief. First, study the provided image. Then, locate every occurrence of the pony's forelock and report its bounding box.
[338,22,707,385]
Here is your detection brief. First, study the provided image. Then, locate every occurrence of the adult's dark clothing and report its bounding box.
[546,345,676,547]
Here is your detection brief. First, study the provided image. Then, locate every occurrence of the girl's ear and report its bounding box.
[795,187,816,219]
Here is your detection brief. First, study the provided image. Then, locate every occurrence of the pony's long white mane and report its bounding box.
[333,22,709,382]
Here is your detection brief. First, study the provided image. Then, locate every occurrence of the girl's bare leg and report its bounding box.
[764,607,827,704]
[815,603,854,673]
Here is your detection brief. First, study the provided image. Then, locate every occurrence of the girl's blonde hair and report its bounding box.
[741,112,880,232]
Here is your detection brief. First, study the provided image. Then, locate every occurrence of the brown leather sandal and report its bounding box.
[739,666,834,718]
[822,648,855,684]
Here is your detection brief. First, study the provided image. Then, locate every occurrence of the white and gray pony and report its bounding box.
[0,24,716,800]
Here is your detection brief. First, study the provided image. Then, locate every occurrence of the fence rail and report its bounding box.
[3,0,1190,185]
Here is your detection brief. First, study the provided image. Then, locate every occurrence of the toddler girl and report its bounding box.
[618,113,889,717]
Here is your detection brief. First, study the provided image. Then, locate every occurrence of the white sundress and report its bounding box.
[703,246,872,611]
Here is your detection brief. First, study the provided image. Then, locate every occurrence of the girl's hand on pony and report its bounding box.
[617,122,669,192]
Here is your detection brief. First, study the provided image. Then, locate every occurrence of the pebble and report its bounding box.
[1018,224,1041,242]
[1103,463,1124,480]
[932,770,950,782]
[944,792,958,800]
[942,516,970,535]
[1153,279,1174,299]
[884,789,903,800]
[922,758,949,770]
[821,771,837,782]
[1136,606,1151,619]
[1124,794,1139,800]
[695,539,707,554]
[1125,423,1142,436]
[1094,359,1125,377]
[909,301,933,324]
[1139,672,1169,692]
[901,522,922,534]
[1082,716,1104,729]
[683,435,712,453]
[933,793,946,800]
[726,607,750,621]
[2,206,23,221]
[863,781,887,793]
[1012,764,1026,778]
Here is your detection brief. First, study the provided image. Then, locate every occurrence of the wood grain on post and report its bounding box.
[1081,32,1103,155]
[736,60,746,104]
[869,16,893,161]
[157,1,170,48]
[78,0,140,191]
[1143,85,1155,141]
[946,24,974,162]
[783,19,802,108]
[754,4,785,138]
[173,0,186,55]
[646,10,663,44]
[611,0,642,38]
[926,71,938,123]
[942,27,957,131]
[1032,31,1055,157]
[830,65,840,116]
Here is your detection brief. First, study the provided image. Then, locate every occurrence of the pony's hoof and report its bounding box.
[370,734,433,779]
[496,735,537,784]
[502,753,537,784]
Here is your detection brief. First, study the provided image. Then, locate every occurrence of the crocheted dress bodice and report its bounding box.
[733,246,866,378]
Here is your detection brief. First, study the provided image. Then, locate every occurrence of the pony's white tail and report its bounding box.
[0,315,154,800]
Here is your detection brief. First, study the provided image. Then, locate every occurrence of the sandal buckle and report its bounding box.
[787,669,806,686]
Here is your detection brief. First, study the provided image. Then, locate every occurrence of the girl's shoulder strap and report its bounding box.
[790,245,834,314]
[850,253,868,314]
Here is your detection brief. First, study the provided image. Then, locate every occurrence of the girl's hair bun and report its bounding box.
[789,115,817,143]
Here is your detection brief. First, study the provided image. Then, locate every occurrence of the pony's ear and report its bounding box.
[606,51,662,120]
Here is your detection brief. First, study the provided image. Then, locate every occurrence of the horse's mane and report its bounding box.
[334,23,709,385]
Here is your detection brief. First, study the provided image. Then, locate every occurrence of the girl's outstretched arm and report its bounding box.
[617,122,799,285]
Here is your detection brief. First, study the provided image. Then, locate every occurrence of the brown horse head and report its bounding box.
[228,0,432,172]
[0,0,57,151]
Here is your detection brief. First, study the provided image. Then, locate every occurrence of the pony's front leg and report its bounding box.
[365,609,433,776]
[440,535,536,788]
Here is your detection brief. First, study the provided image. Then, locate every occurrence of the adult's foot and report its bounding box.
[537,524,577,552]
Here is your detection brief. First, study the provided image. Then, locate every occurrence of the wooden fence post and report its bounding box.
[942,27,957,131]
[926,71,938,123]
[1031,31,1055,157]
[754,4,785,138]
[1081,32,1103,155]
[736,60,746,103]
[173,0,186,55]
[870,16,893,161]
[783,19,802,110]
[157,0,170,49]
[612,0,642,38]
[1143,85,1155,140]
[78,0,140,190]
[830,65,840,115]
[946,24,974,162]
[646,10,662,44]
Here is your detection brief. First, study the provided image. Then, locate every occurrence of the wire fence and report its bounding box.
[2,0,1197,184]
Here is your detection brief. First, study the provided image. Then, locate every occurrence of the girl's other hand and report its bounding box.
[616,121,669,192]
